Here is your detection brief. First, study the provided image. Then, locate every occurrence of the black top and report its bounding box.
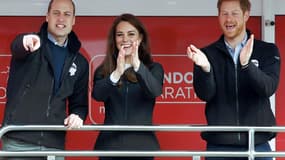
[4,22,89,149]
[194,30,281,146]
[92,62,164,150]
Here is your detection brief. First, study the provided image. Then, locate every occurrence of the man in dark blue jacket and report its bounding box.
[2,0,89,159]
[186,0,280,160]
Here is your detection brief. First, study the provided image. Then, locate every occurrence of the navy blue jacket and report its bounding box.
[92,62,164,151]
[3,22,89,149]
[194,30,280,146]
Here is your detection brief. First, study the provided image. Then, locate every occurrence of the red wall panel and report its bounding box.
[275,15,285,160]
[0,16,261,160]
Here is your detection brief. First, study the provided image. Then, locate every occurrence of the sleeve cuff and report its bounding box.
[110,72,120,85]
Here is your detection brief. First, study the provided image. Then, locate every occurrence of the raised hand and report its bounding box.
[130,40,140,70]
[23,34,41,52]
[187,44,211,72]
[113,46,126,78]
[240,34,254,66]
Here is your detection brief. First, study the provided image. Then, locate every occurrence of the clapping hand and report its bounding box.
[113,45,126,79]
[130,40,140,71]
[240,34,254,66]
[187,44,211,72]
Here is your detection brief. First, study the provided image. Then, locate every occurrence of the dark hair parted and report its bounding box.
[47,0,76,15]
[100,13,153,83]
[217,0,251,13]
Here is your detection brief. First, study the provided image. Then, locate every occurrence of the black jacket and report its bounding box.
[3,22,89,149]
[194,30,280,146]
[92,62,164,150]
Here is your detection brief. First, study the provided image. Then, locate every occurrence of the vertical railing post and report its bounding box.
[47,155,56,160]
[193,156,201,160]
[248,129,255,160]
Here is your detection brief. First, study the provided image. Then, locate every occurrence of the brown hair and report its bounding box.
[100,13,153,83]
[217,0,251,13]
[47,0,76,15]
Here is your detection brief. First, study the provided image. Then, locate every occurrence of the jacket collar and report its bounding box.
[215,29,252,53]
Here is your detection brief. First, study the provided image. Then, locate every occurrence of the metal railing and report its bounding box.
[1,125,285,160]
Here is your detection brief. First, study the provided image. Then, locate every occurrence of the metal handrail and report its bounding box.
[0,125,284,160]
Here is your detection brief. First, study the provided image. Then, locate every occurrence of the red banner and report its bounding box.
[0,16,266,160]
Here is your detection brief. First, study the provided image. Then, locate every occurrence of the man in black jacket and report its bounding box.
[2,0,89,159]
[186,0,280,160]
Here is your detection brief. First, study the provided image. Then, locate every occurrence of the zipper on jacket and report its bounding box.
[234,63,241,141]
[124,82,129,121]
[39,131,44,145]
[42,76,54,143]
[47,53,77,115]
[11,84,30,118]
[21,84,30,98]
[46,79,54,118]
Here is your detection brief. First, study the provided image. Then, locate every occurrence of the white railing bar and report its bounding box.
[0,151,260,157]
[255,152,285,157]
[0,125,284,133]
[1,151,285,158]
[0,125,283,138]
[0,125,284,158]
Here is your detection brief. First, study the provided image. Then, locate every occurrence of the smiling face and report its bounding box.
[115,21,142,56]
[46,0,75,45]
[218,0,249,42]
